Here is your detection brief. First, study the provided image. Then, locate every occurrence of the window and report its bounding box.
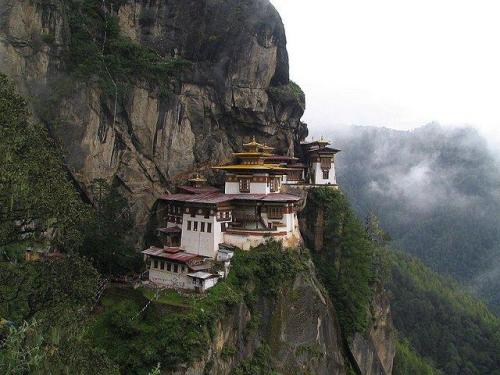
[268,206,283,219]
[270,178,279,192]
[187,221,192,230]
[239,178,250,193]
[201,222,205,232]
[322,170,329,180]
[153,259,158,269]
[174,264,179,273]
[320,157,331,169]
[193,221,198,231]
[167,262,172,272]
[160,261,165,270]
[207,223,212,233]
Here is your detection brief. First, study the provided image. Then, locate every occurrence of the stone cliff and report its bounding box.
[0,0,307,238]
[172,262,347,375]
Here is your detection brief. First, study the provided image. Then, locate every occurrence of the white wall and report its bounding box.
[149,268,194,289]
[225,181,240,194]
[181,214,222,258]
[250,181,269,194]
[312,161,337,185]
[224,175,272,194]
[223,210,302,250]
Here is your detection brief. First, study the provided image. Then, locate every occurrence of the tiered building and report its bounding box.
[142,137,340,291]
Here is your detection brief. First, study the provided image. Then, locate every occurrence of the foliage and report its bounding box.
[0,255,101,324]
[302,188,376,337]
[267,81,305,107]
[393,339,441,375]
[0,255,118,374]
[90,243,307,373]
[0,74,89,252]
[64,0,191,91]
[230,345,278,375]
[0,318,119,375]
[387,250,500,375]
[79,179,141,276]
[228,240,307,297]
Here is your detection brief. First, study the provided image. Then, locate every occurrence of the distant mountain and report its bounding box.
[322,124,500,311]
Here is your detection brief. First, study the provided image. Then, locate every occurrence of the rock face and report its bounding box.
[0,0,307,239]
[350,290,396,375]
[173,263,347,375]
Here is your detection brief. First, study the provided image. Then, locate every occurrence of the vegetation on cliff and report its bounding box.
[301,186,500,375]
[0,256,119,374]
[0,73,88,254]
[1,231,307,374]
[89,242,306,373]
[393,340,441,375]
[301,187,377,337]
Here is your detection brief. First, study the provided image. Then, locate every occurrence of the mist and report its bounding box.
[312,123,500,312]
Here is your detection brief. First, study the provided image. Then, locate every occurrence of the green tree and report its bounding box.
[79,179,141,276]
[0,319,119,374]
[0,73,88,253]
[393,339,441,375]
[388,250,500,375]
[0,255,118,374]
[302,188,376,337]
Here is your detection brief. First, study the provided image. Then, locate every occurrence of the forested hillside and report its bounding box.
[387,251,500,375]
[327,124,500,312]
[303,188,500,375]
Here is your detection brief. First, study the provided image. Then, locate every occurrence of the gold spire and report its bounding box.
[242,136,263,147]
[318,136,329,145]
[188,173,207,183]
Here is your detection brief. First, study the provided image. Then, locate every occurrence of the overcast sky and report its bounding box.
[270,0,500,148]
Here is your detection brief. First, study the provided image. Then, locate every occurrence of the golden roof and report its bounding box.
[212,164,288,171]
[232,152,273,157]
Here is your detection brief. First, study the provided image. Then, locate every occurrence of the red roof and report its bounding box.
[142,246,200,263]
[160,192,301,204]
[161,192,234,204]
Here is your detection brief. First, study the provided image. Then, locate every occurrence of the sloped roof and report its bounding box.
[142,246,199,263]
[160,192,301,204]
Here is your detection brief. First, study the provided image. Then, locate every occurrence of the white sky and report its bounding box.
[270,0,500,148]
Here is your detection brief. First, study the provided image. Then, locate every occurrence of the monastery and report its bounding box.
[142,137,340,292]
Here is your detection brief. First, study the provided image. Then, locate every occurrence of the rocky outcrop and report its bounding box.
[350,290,396,375]
[0,0,307,239]
[172,262,347,375]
